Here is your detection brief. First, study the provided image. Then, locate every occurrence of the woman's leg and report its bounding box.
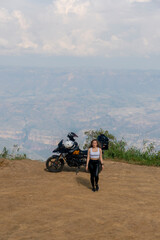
[90,173,95,188]
[95,175,99,185]
[89,161,95,188]
[95,161,99,185]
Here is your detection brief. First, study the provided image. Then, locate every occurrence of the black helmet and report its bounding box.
[67,132,78,141]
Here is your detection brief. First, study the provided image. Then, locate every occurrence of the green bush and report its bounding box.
[83,128,160,166]
[0,147,9,158]
[0,145,27,160]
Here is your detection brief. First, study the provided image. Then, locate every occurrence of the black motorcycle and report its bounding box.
[46,132,109,174]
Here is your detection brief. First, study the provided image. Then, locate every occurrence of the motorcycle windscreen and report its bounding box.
[58,139,63,147]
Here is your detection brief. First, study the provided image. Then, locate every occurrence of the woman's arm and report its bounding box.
[99,148,104,165]
[86,148,90,166]
[86,148,90,171]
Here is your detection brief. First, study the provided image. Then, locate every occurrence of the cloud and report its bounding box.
[0,7,38,53]
[12,10,29,30]
[0,0,159,57]
[0,38,8,47]
[17,34,38,49]
[0,8,11,23]
[53,0,90,15]
[130,0,151,2]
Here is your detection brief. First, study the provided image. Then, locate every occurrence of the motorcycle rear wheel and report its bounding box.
[46,156,64,172]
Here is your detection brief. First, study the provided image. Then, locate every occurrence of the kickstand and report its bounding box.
[76,166,80,175]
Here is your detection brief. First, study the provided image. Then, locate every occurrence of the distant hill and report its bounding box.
[0,66,160,159]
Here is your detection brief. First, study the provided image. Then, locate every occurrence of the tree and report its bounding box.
[83,128,115,149]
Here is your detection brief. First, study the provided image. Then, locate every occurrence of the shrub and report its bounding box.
[83,128,160,166]
[0,145,27,160]
[0,147,9,158]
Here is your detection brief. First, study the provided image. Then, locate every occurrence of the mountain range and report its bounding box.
[0,66,159,160]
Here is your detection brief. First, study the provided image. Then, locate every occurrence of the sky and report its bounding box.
[0,0,160,69]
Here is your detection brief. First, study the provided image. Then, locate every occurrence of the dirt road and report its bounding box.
[1,158,160,240]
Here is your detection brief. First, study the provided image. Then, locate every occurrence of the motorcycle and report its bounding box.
[46,132,109,174]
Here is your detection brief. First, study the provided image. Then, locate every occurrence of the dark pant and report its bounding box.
[88,159,100,187]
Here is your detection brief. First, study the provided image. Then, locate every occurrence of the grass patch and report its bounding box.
[0,145,27,160]
[84,128,160,167]
[103,139,160,166]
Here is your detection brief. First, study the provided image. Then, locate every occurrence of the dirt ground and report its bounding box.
[1,158,160,240]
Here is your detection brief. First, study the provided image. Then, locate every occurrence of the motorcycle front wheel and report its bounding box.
[46,156,64,172]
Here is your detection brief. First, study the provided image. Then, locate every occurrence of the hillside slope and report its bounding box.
[0,67,160,159]
[1,159,160,240]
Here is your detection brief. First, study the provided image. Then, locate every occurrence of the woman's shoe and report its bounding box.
[92,187,96,192]
[95,184,99,191]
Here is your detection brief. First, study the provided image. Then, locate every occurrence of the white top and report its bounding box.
[90,147,100,159]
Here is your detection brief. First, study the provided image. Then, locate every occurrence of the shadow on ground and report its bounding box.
[76,176,91,189]
[44,164,87,173]
[63,165,86,172]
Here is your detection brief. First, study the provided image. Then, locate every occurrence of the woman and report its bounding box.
[86,139,104,192]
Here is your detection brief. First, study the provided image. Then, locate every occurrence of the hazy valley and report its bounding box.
[0,66,159,160]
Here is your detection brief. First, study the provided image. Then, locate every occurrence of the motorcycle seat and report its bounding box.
[79,149,88,155]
